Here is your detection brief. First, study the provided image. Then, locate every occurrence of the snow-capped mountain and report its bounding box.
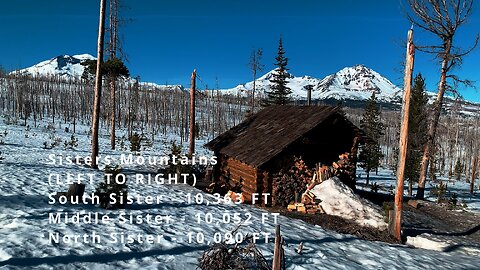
[12,54,95,78]
[315,65,402,102]
[11,54,184,91]
[224,65,402,104]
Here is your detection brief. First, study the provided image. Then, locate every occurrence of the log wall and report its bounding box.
[218,155,259,202]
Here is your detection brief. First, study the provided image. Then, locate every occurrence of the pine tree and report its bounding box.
[359,92,384,184]
[264,37,291,106]
[405,74,429,196]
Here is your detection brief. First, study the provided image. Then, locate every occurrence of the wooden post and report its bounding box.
[91,0,106,169]
[272,225,283,270]
[393,28,415,242]
[189,69,196,156]
[470,155,478,194]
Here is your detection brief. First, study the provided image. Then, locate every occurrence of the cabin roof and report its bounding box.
[205,105,365,168]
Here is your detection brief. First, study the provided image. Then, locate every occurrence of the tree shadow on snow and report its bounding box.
[404,224,480,238]
[0,245,208,267]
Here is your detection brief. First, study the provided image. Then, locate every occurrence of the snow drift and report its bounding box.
[311,177,387,230]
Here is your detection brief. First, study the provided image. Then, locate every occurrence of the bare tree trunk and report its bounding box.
[251,76,256,112]
[91,0,106,169]
[110,79,116,149]
[417,40,451,199]
[108,0,118,150]
[189,69,196,156]
[471,156,478,194]
[408,180,413,197]
[393,29,414,242]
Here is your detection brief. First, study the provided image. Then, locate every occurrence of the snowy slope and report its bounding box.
[11,54,184,91]
[315,65,402,102]
[224,65,402,103]
[1,117,480,269]
[312,177,387,230]
[12,54,96,78]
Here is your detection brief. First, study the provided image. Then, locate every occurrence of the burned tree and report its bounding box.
[406,0,479,199]
[91,0,107,169]
[248,48,264,112]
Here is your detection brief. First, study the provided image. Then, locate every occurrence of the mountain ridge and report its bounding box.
[10,54,479,114]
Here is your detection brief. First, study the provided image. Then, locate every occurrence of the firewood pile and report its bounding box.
[287,190,325,215]
[284,153,354,215]
[271,152,357,210]
[272,158,313,207]
[332,152,356,189]
[287,168,328,215]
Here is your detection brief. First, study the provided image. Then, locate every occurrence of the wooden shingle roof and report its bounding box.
[205,105,362,168]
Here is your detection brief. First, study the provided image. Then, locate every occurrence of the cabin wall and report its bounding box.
[217,154,259,202]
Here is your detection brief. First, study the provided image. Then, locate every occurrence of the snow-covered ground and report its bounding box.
[1,117,480,269]
[357,168,480,213]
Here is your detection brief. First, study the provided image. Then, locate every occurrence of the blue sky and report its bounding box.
[1,0,479,101]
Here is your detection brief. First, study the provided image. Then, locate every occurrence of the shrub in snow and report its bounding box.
[117,135,128,151]
[129,132,142,153]
[95,165,128,209]
[63,134,78,149]
[2,115,17,125]
[162,141,205,186]
[429,181,447,203]
[44,123,56,133]
[199,237,270,270]
[43,133,62,149]
[0,129,6,144]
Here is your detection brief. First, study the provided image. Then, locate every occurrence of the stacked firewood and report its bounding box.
[332,152,356,190]
[287,189,325,214]
[287,166,328,215]
[272,158,313,207]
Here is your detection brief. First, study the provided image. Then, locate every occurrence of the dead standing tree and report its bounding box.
[189,69,196,156]
[393,28,415,242]
[91,0,107,169]
[248,48,264,113]
[108,0,119,150]
[406,0,479,199]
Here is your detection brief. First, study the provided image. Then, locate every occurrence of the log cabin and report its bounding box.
[205,105,367,204]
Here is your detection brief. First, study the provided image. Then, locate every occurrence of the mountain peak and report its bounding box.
[320,64,401,101]
[224,65,402,103]
[13,54,96,78]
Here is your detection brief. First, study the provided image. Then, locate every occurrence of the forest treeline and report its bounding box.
[0,72,479,183]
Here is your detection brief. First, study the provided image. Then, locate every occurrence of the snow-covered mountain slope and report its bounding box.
[11,54,184,91]
[223,65,480,114]
[12,54,96,78]
[315,65,402,102]
[224,65,402,103]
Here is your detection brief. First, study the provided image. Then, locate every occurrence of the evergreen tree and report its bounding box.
[264,37,291,106]
[405,74,429,196]
[359,92,384,184]
[81,58,129,81]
